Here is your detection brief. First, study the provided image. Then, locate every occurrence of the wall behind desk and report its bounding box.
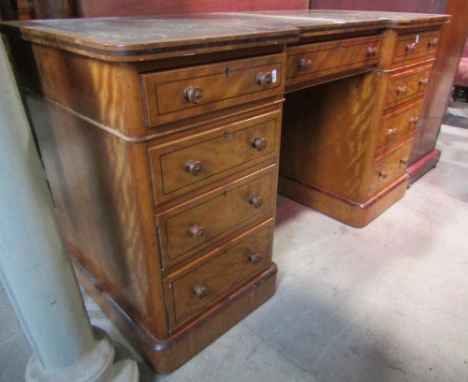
[76,0,308,17]
[309,0,447,13]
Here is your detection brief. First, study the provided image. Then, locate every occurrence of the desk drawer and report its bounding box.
[384,64,432,110]
[393,31,440,66]
[156,164,276,268]
[376,100,423,157]
[369,140,413,195]
[141,54,284,127]
[166,220,273,327]
[286,35,382,87]
[149,110,281,204]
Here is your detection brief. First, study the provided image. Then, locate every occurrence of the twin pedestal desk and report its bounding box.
[2,11,448,372]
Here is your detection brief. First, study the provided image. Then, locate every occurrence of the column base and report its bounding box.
[73,259,277,374]
[25,327,139,382]
[278,175,408,228]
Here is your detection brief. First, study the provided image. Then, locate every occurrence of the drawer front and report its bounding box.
[149,110,281,204]
[141,54,285,127]
[384,64,432,110]
[369,140,413,195]
[393,31,440,65]
[286,35,382,87]
[156,164,276,268]
[376,100,423,157]
[167,220,273,327]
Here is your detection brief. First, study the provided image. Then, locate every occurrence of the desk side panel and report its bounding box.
[25,93,167,337]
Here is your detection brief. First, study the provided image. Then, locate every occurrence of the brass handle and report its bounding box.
[397,86,408,95]
[428,38,439,48]
[188,224,204,239]
[256,72,273,88]
[406,42,418,52]
[252,137,267,151]
[400,158,408,165]
[297,57,312,69]
[249,195,263,208]
[184,86,203,104]
[387,128,398,136]
[367,46,378,58]
[379,171,388,179]
[185,159,203,176]
[419,78,429,87]
[409,116,420,125]
[192,284,207,299]
[247,252,262,264]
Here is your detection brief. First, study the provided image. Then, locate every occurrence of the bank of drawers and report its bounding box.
[144,54,282,331]
[369,33,435,197]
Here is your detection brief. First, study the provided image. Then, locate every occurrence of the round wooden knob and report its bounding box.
[249,195,263,208]
[188,224,204,239]
[387,128,398,136]
[367,46,378,58]
[192,284,207,298]
[247,252,261,264]
[297,57,312,69]
[406,42,417,52]
[397,86,408,95]
[419,78,429,87]
[185,159,203,176]
[256,72,273,88]
[252,137,267,151]
[409,116,420,125]
[428,38,439,48]
[184,86,203,104]
[379,171,388,179]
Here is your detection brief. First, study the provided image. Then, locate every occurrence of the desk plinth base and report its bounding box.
[278,176,408,228]
[73,259,277,374]
[407,149,441,185]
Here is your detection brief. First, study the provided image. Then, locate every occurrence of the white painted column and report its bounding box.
[0,39,138,382]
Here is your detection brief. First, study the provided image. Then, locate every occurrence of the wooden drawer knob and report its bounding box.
[410,116,420,125]
[406,42,418,52]
[184,86,203,104]
[247,252,262,264]
[192,284,207,299]
[249,195,263,208]
[379,171,388,179]
[387,128,398,136]
[367,46,378,58]
[252,137,267,151]
[188,224,204,239]
[397,86,408,95]
[185,159,203,176]
[297,57,312,69]
[419,78,429,87]
[256,72,273,88]
[428,38,439,48]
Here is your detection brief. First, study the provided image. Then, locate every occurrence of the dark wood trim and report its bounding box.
[406,149,441,184]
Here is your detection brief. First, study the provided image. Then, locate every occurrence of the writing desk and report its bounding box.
[1,11,448,372]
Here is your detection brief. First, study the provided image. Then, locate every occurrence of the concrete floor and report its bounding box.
[1,117,468,381]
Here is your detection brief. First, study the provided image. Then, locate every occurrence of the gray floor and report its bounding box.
[1,114,468,381]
